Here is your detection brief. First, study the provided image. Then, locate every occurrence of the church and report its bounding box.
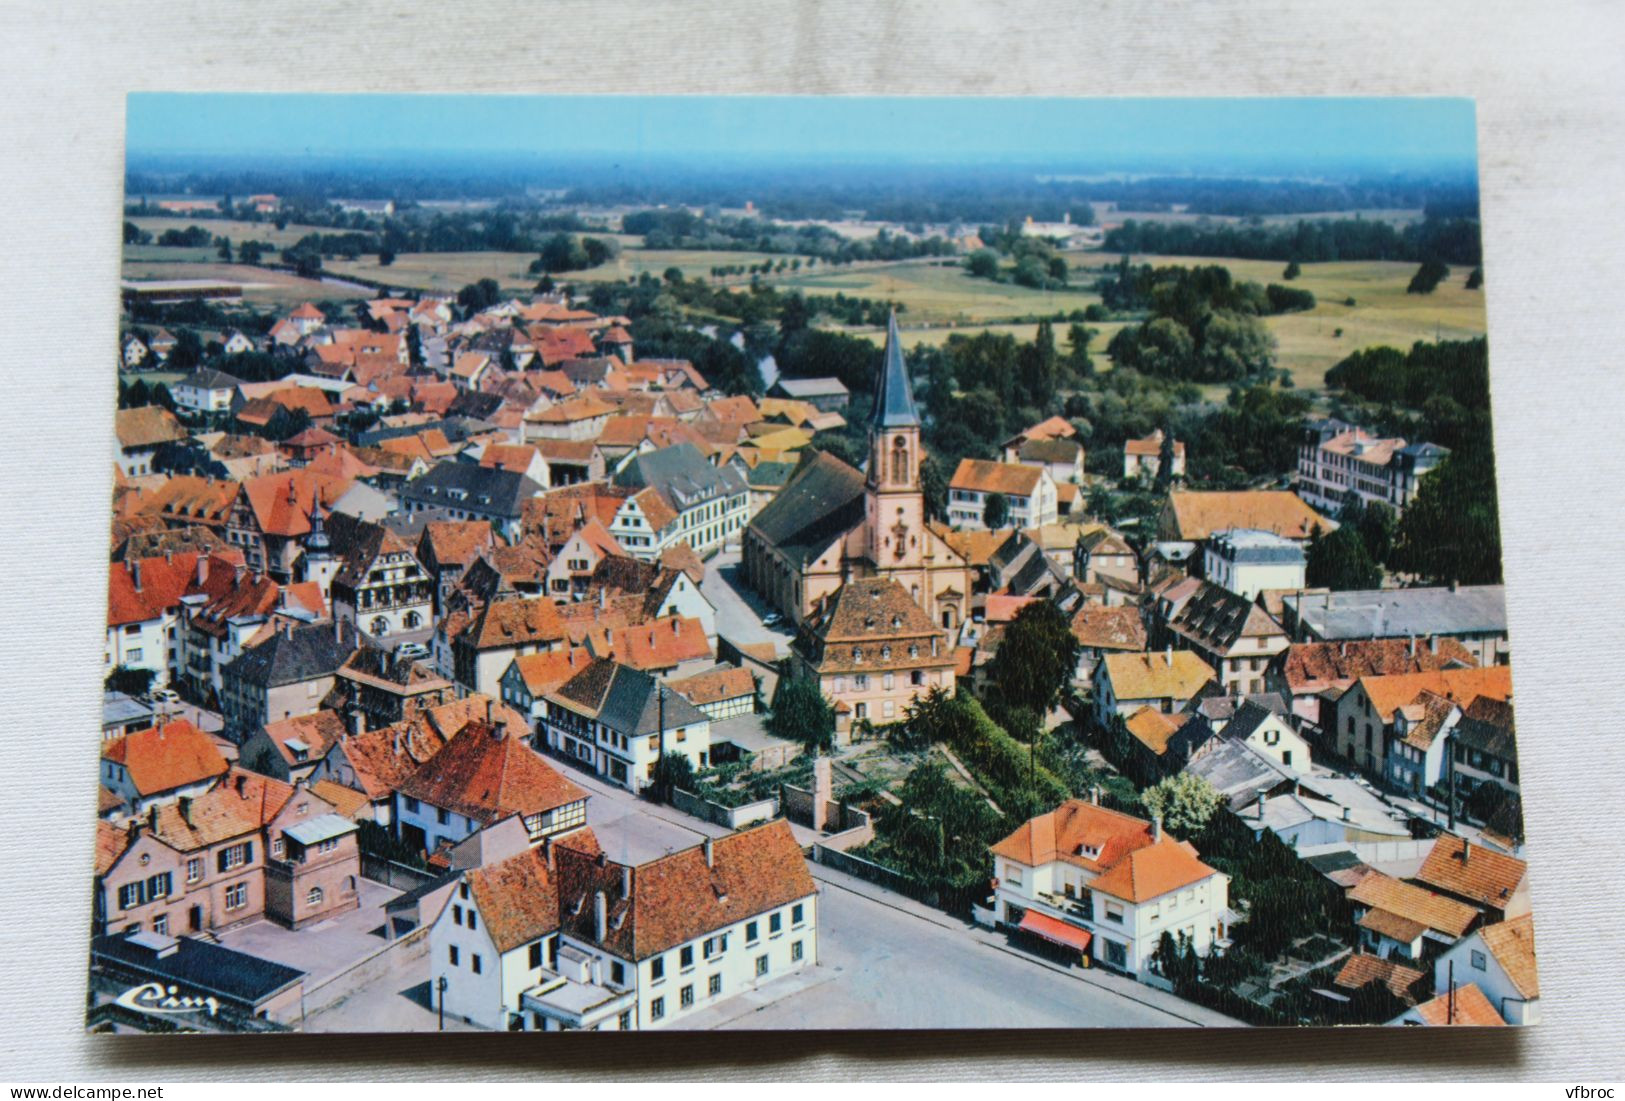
[743,314,972,633]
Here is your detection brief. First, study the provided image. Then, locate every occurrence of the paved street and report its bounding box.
[702,549,794,651]
[545,745,1239,1029]
[216,879,400,986]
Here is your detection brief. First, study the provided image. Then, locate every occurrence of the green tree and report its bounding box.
[986,601,1081,720]
[1407,259,1450,294]
[105,666,155,698]
[1391,442,1503,585]
[216,237,233,261]
[767,675,835,753]
[1282,259,1302,280]
[649,751,697,805]
[1154,426,1178,491]
[1355,499,1397,564]
[965,249,1000,279]
[982,491,1010,529]
[1065,322,1094,379]
[1465,266,1483,290]
[379,246,396,266]
[457,278,501,314]
[167,329,203,370]
[1306,523,1382,590]
[1140,774,1224,837]
[239,240,264,264]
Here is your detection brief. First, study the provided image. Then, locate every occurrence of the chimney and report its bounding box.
[598,588,607,610]
[349,710,366,737]
[1409,635,1416,658]
[621,864,632,899]
[131,560,143,592]
[164,549,173,565]
[702,837,715,868]
[234,562,246,585]
[485,698,493,723]
[1164,646,1173,668]
[178,796,193,825]
[235,774,247,798]
[197,556,209,586]
[1151,814,1163,842]
[1461,838,1471,864]
[493,719,506,741]
[541,835,554,870]
[1254,793,1265,818]
[1341,806,1351,822]
[594,890,607,942]
[147,805,158,832]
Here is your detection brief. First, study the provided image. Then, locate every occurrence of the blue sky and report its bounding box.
[127,94,1477,172]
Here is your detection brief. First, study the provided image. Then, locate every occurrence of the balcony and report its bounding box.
[1033,889,1094,924]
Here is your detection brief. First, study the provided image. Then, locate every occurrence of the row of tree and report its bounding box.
[1103,213,1483,266]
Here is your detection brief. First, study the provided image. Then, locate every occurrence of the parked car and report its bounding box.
[149,688,181,707]
[395,642,430,660]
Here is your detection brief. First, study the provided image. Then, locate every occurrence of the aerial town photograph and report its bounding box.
[90,93,1533,1034]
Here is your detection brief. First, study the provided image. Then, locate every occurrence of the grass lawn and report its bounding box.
[127,216,335,250]
[119,260,370,309]
[765,259,1103,324]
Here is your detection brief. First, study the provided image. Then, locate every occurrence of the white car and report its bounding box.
[395,642,430,660]
[149,688,181,706]
[761,612,784,628]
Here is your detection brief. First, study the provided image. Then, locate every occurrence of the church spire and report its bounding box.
[872,311,920,428]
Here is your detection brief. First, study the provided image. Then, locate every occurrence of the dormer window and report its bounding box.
[891,615,901,629]
[881,646,891,661]
[909,644,919,659]
[852,647,863,663]
[1077,843,1101,860]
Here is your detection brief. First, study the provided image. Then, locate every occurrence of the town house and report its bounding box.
[986,797,1231,980]
[1430,915,1538,1025]
[100,719,229,819]
[1092,650,1218,728]
[220,619,356,744]
[1328,665,1513,781]
[315,511,435,641]
[947,459,1058,530]
[793,578,955,741]
[539,659,713,793]
[393,713,589,856]
[1150,579,1289,698]
[610,444,751,560]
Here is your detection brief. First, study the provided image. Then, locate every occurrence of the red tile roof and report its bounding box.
[1413,834,1527,912]
[396,720,587,825]
[1087,838,1220,903]
[991,799,1157,874]
[584,615,710,671]
[102,719,229,797]
[1407,983,1506,1026]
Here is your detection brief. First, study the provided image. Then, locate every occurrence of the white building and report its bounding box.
[946,459,1057,530]
[1297,418,1448,516]
[538,660,712,794]
[609,444,750,560]
[986,798,1231,980]
[1430,916,1539,1025]
[1202,528,1306,601]
[171,368,243,416]
[431,820,817,1031]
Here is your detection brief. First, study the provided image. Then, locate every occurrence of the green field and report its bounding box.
[326,246,806,295]
[119,260,371,309]
[838,254,1485,393]
[765,260,1103,324]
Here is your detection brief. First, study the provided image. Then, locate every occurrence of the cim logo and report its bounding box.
[113,981,221,1018]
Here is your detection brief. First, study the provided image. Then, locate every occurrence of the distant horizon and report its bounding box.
[127,94,1479,178]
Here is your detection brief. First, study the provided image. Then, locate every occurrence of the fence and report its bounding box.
[670,787,780,829]
[812,844,943,909]
[360,852,438,893]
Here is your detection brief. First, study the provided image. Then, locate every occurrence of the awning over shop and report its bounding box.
[1017,910,1093,952]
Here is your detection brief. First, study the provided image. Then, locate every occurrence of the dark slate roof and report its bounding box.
[747,451,866,568]
[1194,692,1290,724]
[400,462,544,521]
[1220,700,1277,743]
[872,312,920,428]
[92,932,305,1008]
[1285,585,1507,641]
[597,664,708,736]
[746,460,798,489]
[613,443,745,509]
[226,622,353,689]
[447,391,505,421]
[176,368,245,391]
[1184,739,1294,810]
[1452,696,1516,759]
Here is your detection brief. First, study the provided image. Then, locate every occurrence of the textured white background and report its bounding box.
[2,0,1623,1080]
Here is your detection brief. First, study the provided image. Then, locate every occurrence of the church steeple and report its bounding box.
[872,311,920,428]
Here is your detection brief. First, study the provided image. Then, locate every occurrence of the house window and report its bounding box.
[1471,949,1487,971]
[468,912,477,931]
[404,797,420,813]
[611,960,625,985]
[118,883,144,911]
[618,1010,632,1030]
[680,945,694,970]
[436,808,450,825]
[1005,864,1023,887]
[650,957,665,983]
[449,946,460,966]
[708,974,722,997]
[703,934,727,959]
[791,940,804,961]
[769,912,782,935]
[1104,901,1124,924]
[218,842,252,872]
[755,955,769,977]
[529,942,543,969]
[225,882,248,911]
[272,838,285,859]
[306,886,324,907]
[186,858,202,884]
[680,985,694,1009]
[792,903,805,926]
[746,920,759,943]
[1104,939,1128,969]
[152,913,169,936]
[650,997,664,1021]
[471,954,482,975]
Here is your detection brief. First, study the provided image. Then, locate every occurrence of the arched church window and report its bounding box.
[891,436,909,483]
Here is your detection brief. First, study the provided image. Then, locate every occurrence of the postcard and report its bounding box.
[93,94,1529,1033]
